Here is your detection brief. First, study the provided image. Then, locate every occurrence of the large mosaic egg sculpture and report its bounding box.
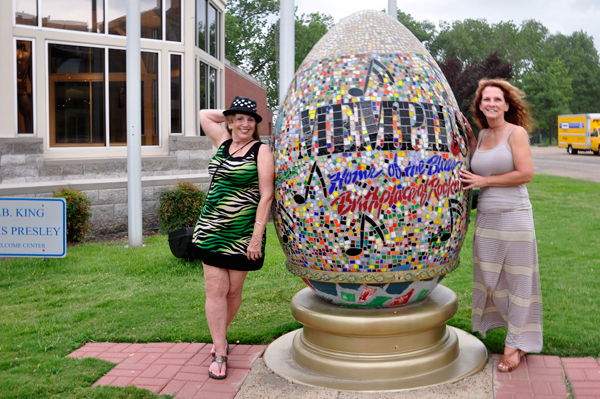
[272,10,471,308]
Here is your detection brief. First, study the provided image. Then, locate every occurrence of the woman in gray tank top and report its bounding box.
[460,79,542,373]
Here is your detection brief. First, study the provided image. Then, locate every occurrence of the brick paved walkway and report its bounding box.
[67,342,266,399]
[563,358,600,399]
[68,343,600,398]
[493,354,600,399]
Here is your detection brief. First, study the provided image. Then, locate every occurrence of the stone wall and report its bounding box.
[0,136,214,184]
[0,137,44,183]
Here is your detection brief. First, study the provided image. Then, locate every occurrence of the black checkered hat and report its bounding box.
[223,96,263,123]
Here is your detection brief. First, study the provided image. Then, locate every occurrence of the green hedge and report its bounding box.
[158,181,207,233]
[53,186,92,242]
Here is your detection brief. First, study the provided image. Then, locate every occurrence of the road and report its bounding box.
[531,146,600,183]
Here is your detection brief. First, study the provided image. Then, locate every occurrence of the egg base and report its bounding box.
[264,285,488,391]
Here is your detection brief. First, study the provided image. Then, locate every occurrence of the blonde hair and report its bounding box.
[471,79,533,132]
[225,114,261,141]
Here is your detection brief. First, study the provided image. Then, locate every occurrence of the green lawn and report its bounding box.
[1,174,598,398]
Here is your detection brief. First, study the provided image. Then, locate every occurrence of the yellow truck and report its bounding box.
[558,114,600,155]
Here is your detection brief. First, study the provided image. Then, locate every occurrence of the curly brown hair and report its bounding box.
[470,79,533,132]
[225,114,261,141]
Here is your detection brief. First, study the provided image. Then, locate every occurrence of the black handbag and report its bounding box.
[471,189,480,210]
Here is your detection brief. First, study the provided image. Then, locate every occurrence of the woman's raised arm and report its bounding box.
[199,109,231,148]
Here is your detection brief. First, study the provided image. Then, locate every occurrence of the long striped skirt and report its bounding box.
[472,208,543,353]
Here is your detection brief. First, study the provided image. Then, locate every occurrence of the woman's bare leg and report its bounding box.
[204,264,248,377]
[225,269,248,325]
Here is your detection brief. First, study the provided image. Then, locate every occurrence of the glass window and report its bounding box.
[195,58,197,134]
[199,61,206,135]
[196,0,206,51]
[196,1,220,59]
[48,44,106,146]
[107,0,164,39]
[106,1,127,36]
[42,0,105,33]
[209,66,216,109]
[15,0,38,26]
[48,43,160,147]
[208,4,218,58]
[198,63,217,109]
[199,62,207,111]
[170,54,183,133]
[165,0,181,42]
[107,49,159,146]
[141,52,159,145]
[108,49,127,145]
[16,40,35,134]
[141,0,162,40]
[198,60,218,136]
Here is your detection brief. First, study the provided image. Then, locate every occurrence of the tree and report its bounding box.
[439,52,513,125]
[396,10,436,47]
[521,56,573,135]
[545,31,600,114]
[429,19,548,81]
[224,0,279,70]
[430,18,494,62]
[225,1,333,109]
[295,13,334,68]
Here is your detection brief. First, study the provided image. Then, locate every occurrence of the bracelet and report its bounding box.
[255,221,264,227]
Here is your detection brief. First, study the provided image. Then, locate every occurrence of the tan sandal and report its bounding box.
[498,349,525,372]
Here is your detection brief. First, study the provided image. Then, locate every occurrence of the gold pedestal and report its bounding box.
[264,286,488,391]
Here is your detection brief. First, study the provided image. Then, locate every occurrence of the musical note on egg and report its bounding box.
[293,162,327,204]
[280,207,296,244]
[345,214,387,256]
[349,58,395,97]
[435,199,464,242]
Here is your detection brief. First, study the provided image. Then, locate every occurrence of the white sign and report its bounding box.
[0,198,66,258]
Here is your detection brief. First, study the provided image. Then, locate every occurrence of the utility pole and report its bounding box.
[388,0,397,18]
[126,0,143,247]
[279,0,295,105]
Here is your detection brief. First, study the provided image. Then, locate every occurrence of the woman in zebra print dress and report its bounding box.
[460,79,542,373]
[194,96,274,379]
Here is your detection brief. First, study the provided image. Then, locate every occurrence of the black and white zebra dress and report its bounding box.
[193,139,266,271]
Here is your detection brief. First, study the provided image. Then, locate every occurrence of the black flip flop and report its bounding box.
[208,355,228,380]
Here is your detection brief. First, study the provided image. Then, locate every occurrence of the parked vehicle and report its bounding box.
[558,114,600,155]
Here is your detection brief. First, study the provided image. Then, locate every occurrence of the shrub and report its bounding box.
[53,186,92,242]
[158,181,207,233]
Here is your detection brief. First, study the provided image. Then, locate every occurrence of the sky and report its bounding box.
[294,0,600,51]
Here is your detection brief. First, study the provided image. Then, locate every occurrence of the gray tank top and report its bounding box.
[470,127,532,213]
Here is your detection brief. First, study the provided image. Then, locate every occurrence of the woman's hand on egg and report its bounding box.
[247,237,262,260]
[460,113,475,139]
[460,169,487,190]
